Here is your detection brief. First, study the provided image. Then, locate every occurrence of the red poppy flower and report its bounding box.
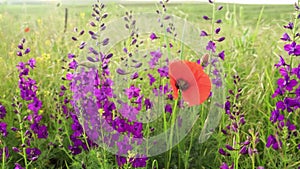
[24,27,30,33]
[169,60,211,106]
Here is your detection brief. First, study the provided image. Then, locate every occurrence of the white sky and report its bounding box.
[0,0,298,4]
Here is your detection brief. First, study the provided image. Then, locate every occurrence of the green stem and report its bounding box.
[17,112,29,169]
[166,98,179,169]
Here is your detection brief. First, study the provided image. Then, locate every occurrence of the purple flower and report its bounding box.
[150,32,158,40]
[270,109,284,123]
[266,135,282,150]
[130,72,139,80]
[217,5,223,10]
[281,33,291,41]
[148,74,156,86]
[206,41,216,53]
[69,59,78,69]
[148,49,162,68]
[218,50,225,60]
[165,104,172,114]
[26,147,41,161]
[144,98,153,110]
[28,58,36,69]
[284,41,300,56]
[14,163,24,169]
[28,98,42,113]
[0,103,7,119]
[274,56,287,68]
[0,122,8,137]
[277,76,298,91]
[125,85,141,99]
[157,66,168,77]
[0,147,9,160]
[220,162,233,169]
[283,22,294,29]
[291,64,300,79]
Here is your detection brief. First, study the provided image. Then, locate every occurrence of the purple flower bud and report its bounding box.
[12,147,20,152]
[16,51,23,57]
[72,37,78,41]
[208,0,213,3]
[90,21,96,27]
[164,15,171,20]
[203,15,210,20]
[79,30,85,35]
[215,27,221,34]
[239,146,248,155]
[18,43,24,49]
[102,38,109,46]
[21,38,26,43]
[219,148,230,156]
[116,68,127,75]
[218,5,223,10]
[225,144,235,151]
[73,27,78,32]
[217,37,225,42]
[24,48,30,54]
[102,13,108,19]
[88,31,95,35]
[200,30,208,36]
[216,19,222,23]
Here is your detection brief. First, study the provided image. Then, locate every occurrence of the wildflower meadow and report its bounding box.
[0,0,299,168]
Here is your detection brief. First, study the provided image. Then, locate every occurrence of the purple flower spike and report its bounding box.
[281,33,291,41]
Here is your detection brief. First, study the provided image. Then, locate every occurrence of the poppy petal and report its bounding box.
[169,60,211,106]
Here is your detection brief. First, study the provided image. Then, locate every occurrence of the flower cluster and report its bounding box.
[267,2,300,157]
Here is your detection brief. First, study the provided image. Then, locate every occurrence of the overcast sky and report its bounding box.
[0,0,298,4]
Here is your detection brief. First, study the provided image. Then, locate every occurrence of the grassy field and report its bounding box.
[0,1,299,169]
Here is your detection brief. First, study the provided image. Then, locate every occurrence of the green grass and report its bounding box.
[0,2,299,169]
